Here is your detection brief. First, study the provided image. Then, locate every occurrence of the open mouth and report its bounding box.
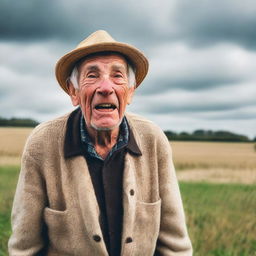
[95,103,117,110]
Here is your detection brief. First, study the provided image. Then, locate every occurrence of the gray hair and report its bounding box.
[68,60,136,89]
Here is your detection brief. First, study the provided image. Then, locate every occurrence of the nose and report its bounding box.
[96,78,114,96]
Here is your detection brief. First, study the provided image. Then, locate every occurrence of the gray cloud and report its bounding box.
[131,98,256,116]
[0,0,155,46]
[139,102,254,115]
[0,43,71,121]
[131,82,256,115]
[0,0,256,138]
[0,1,72,40]
[138,43,256,95]
[137,77,239,95]
[129,110,256,139]
[172,0,256,50]
[197,108,256,121]
[2,0,256,52]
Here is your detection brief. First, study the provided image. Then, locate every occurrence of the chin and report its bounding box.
[91,119,122,131]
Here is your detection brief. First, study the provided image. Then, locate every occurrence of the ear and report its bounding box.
[127,86,135,105]
[68,81,80,106]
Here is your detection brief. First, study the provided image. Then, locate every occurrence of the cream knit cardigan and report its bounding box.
[8,112,192,256]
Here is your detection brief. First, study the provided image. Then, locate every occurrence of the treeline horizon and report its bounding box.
[164,130,256,142]
[0,116,255,142]
[0,116,39,127]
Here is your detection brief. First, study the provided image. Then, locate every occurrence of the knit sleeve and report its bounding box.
[8,144,48,255]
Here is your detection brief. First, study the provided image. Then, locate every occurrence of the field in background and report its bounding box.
[171,141,256,184]
[1,127,256,177]
[0,127,256,255]
[0,127,33,166]
[171,141,256,170]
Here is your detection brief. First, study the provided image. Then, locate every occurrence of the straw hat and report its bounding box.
[55,30,149,94]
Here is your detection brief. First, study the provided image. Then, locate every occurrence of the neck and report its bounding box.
[87,126,119,159]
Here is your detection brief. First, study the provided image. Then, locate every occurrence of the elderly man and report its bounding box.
[8,30,192,256]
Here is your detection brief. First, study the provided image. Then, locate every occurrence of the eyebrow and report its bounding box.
[85,65,100,72]
[82,63,127,74]
[111,64,127,72]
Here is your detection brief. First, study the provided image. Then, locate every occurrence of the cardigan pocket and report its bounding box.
[43,207,72,253]
[133,199,161,256]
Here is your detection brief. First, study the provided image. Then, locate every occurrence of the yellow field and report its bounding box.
[0,127,255,184]
[171,141,256,184]
[171,141,256,170]
[0,127,33,166]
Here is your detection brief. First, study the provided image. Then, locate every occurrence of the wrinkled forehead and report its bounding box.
[75,51,133,71]
[76,51,129,72]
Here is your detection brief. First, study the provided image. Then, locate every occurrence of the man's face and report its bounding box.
[70,54,134,132]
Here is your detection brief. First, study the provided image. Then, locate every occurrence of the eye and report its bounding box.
[113,72,124,78]
[87,73,98,78]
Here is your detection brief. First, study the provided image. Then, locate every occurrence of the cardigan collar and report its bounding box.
[64,108,142,158]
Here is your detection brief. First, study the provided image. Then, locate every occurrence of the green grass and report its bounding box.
[0,166,19,256]
[0,166,256,256]
[180,182,256,256]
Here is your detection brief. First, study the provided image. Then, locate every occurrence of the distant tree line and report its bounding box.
[164,129,256,142]
[1,116,255,142]
[0,117,39,127]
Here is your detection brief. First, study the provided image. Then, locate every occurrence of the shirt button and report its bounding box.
[130,189,135,196]
[126,237,133,243]
[93,235,101,242]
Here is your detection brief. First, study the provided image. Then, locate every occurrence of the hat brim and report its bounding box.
[55,42,149,94]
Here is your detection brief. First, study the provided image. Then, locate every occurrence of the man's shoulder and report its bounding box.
[24,112,71,152]
[32,112,70,137]
[125,112,166,140]
[125,112,171,157]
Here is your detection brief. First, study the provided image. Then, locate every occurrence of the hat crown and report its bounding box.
[77,30,116,49]
[55,30,148,93]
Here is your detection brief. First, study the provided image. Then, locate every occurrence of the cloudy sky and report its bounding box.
[1,0,256,138]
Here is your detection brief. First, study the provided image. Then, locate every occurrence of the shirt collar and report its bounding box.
[64,108,142,158]
[80,114,130,161]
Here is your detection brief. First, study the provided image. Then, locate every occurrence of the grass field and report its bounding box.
[181,182,256,256]
[0,128,256,255]
[0,166,19,255]
[1,167,255,256]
